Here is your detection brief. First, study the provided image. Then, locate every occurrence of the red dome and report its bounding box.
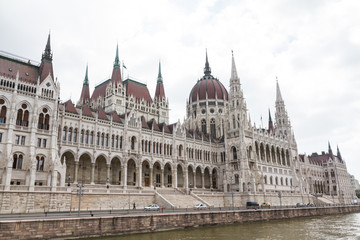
[189,75,228,102]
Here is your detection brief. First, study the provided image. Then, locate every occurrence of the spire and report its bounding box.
[157,61,163,83]
[155,61,165,99]
[337,145,343,161]
[78,65,90,106]
[328,141,333,156]
[204,49,211,76]
[42,32,52,60]
[114,43,120,68]
[39,33,54,83]
[111,44,122,85]
[231,50,239,80]
[268,109,274,132]
[276,77,283,102]
[84,64,89,86]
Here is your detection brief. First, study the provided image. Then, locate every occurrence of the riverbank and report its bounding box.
[1,205,359,240]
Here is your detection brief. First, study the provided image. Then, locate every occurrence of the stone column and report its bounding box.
[74,161,79,184]
[185,169,189,193]
[107,164,110,185]
[123,165,127,189]
[91,163,95,185]
[209,173,213,189]
[201,172,205,189]
[28,158,36,191]
[161,169,165,188]
[239,179,243,192]
[51,170,57,191]
[138,165,142,188]
[174,169,177,188]
[150,167,153,188]
[194,171,197,189]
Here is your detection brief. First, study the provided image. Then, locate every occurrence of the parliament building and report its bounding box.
[0,35,354,212]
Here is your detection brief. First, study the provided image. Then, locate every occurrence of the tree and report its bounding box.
[356,189,360,198]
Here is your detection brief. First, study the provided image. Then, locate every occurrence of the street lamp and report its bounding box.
[106,177,110,189]
[76,184,85,217]
[68,174,71,187]
[230,176,234,210]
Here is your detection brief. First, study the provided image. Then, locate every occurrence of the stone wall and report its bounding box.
[0,205,359,239]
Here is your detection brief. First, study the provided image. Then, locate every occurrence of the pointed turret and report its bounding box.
[276,78,283,103]
[337,145,343,161]
[78,65,90,106]
[231,50,239,80]
[274,78,291,137]
[111,44,121,85]
[204,49,212,76]
[268,109,274,132]
[39,33,54,83]
[154,61,165,99]
[328,141,333,156]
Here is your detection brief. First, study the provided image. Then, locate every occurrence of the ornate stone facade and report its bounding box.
[0,35,355,209]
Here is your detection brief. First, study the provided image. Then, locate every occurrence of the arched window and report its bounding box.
[62,127,67,142]
[68,128,72,142]
[36,156,45,171]
[232,115,236,129]
[16,109,23,126]
[85,131,89,144]
[90,131,94,145]
[38,113,44,129]
[131,136,136,150]
[80,129,84,144]
[0,105,7,123]
[270,176,273,185]
[73,128,78,143]
[44,113,50,130]
[179,145,183,157]
[12,154,23,169]
[210,118,216,138]
[232,147,237,160]
[201,119,206,134]
[101,133,105,146]
[96,132,100,146]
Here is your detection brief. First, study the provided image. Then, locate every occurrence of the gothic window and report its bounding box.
[38,113,44,129]
[90,131,94,145]
[270,176,273,185]
[111,135,115,148]
[210,118,216,138]
[179,145,183,157]
[36,156,45,171]
[12,154,23,169]
[101,133,104,146]
[96,132,100,146]
[0,105,7,124]
[62,127,67,142]
[105,134,109,147]
[120,136,123,149]
[232,147,237,160]
[73,128,78,143]
[16,109,23,126]
[264,176,267,184]
[67,127,72,142]
[131,136,136,150]
[80,129,84,144]
[85,131,89,144]
[115,136,119,148]
[232,115,236,129]
[201,119,206,134]
[44,111,50,130]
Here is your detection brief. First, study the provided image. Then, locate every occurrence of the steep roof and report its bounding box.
[91,79,110,100]
[97,107,108,120]
[124,79,152,103]
[82,105,94,117]
[64,100,78,114]
[0,54,39,84]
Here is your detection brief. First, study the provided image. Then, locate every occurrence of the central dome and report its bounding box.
[189,53,228,102]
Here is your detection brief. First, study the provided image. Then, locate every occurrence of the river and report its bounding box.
[92,213,360,240]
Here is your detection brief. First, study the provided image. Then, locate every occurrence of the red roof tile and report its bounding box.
[39,59,54,83]
[124,79,152,103]
[0,55,39,84]
[155,82,165,99]
[82,105,93,117]
[111,111,122,123]
[97,107,108,120]
[64,100,78,114]
[141,116,150,129]
[91,79,110,101]
[189,76,228,102]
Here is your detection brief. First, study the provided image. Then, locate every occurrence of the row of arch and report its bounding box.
[255,141,291,166]
[61,151,219,189]
[141,140,173,156]
[263,175,292,186]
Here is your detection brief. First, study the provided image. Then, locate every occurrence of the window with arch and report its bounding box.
[210,118,216,138]
[232,115,236,129]
[13,154,23,169]
[201,119,206,134]
[178,145,183,157]
[36,156,45,171]
[232,147,237,160]
[38,108,50,130]
[62,127,67,142]
[67,127,72,142]
[73,128,78,143]
[80,129,84,144]
[16,103,29,127]
[0,99,6,124]
[131,136,136,150]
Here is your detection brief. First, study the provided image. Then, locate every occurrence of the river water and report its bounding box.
[93,213,360,240]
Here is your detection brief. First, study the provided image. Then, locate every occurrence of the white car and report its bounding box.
[144,204,160,211]
[194,203,207,209]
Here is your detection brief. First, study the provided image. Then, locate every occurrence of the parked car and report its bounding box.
[194,203,207,209]
[351,200,358,205]
[296,203,306,207]
[246,202,259,209]
[307,203,314,207]
[144,204,160,211]
[261,202,271,208]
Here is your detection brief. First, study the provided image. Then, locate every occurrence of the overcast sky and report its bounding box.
[1,0,359,181]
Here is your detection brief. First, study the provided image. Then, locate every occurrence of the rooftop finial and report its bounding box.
[114,43,120,68]
[276,78,283,102]
[204,49,211,76]
[157,61,163,83]
[231,50,239,80]
[84,64,89,86]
